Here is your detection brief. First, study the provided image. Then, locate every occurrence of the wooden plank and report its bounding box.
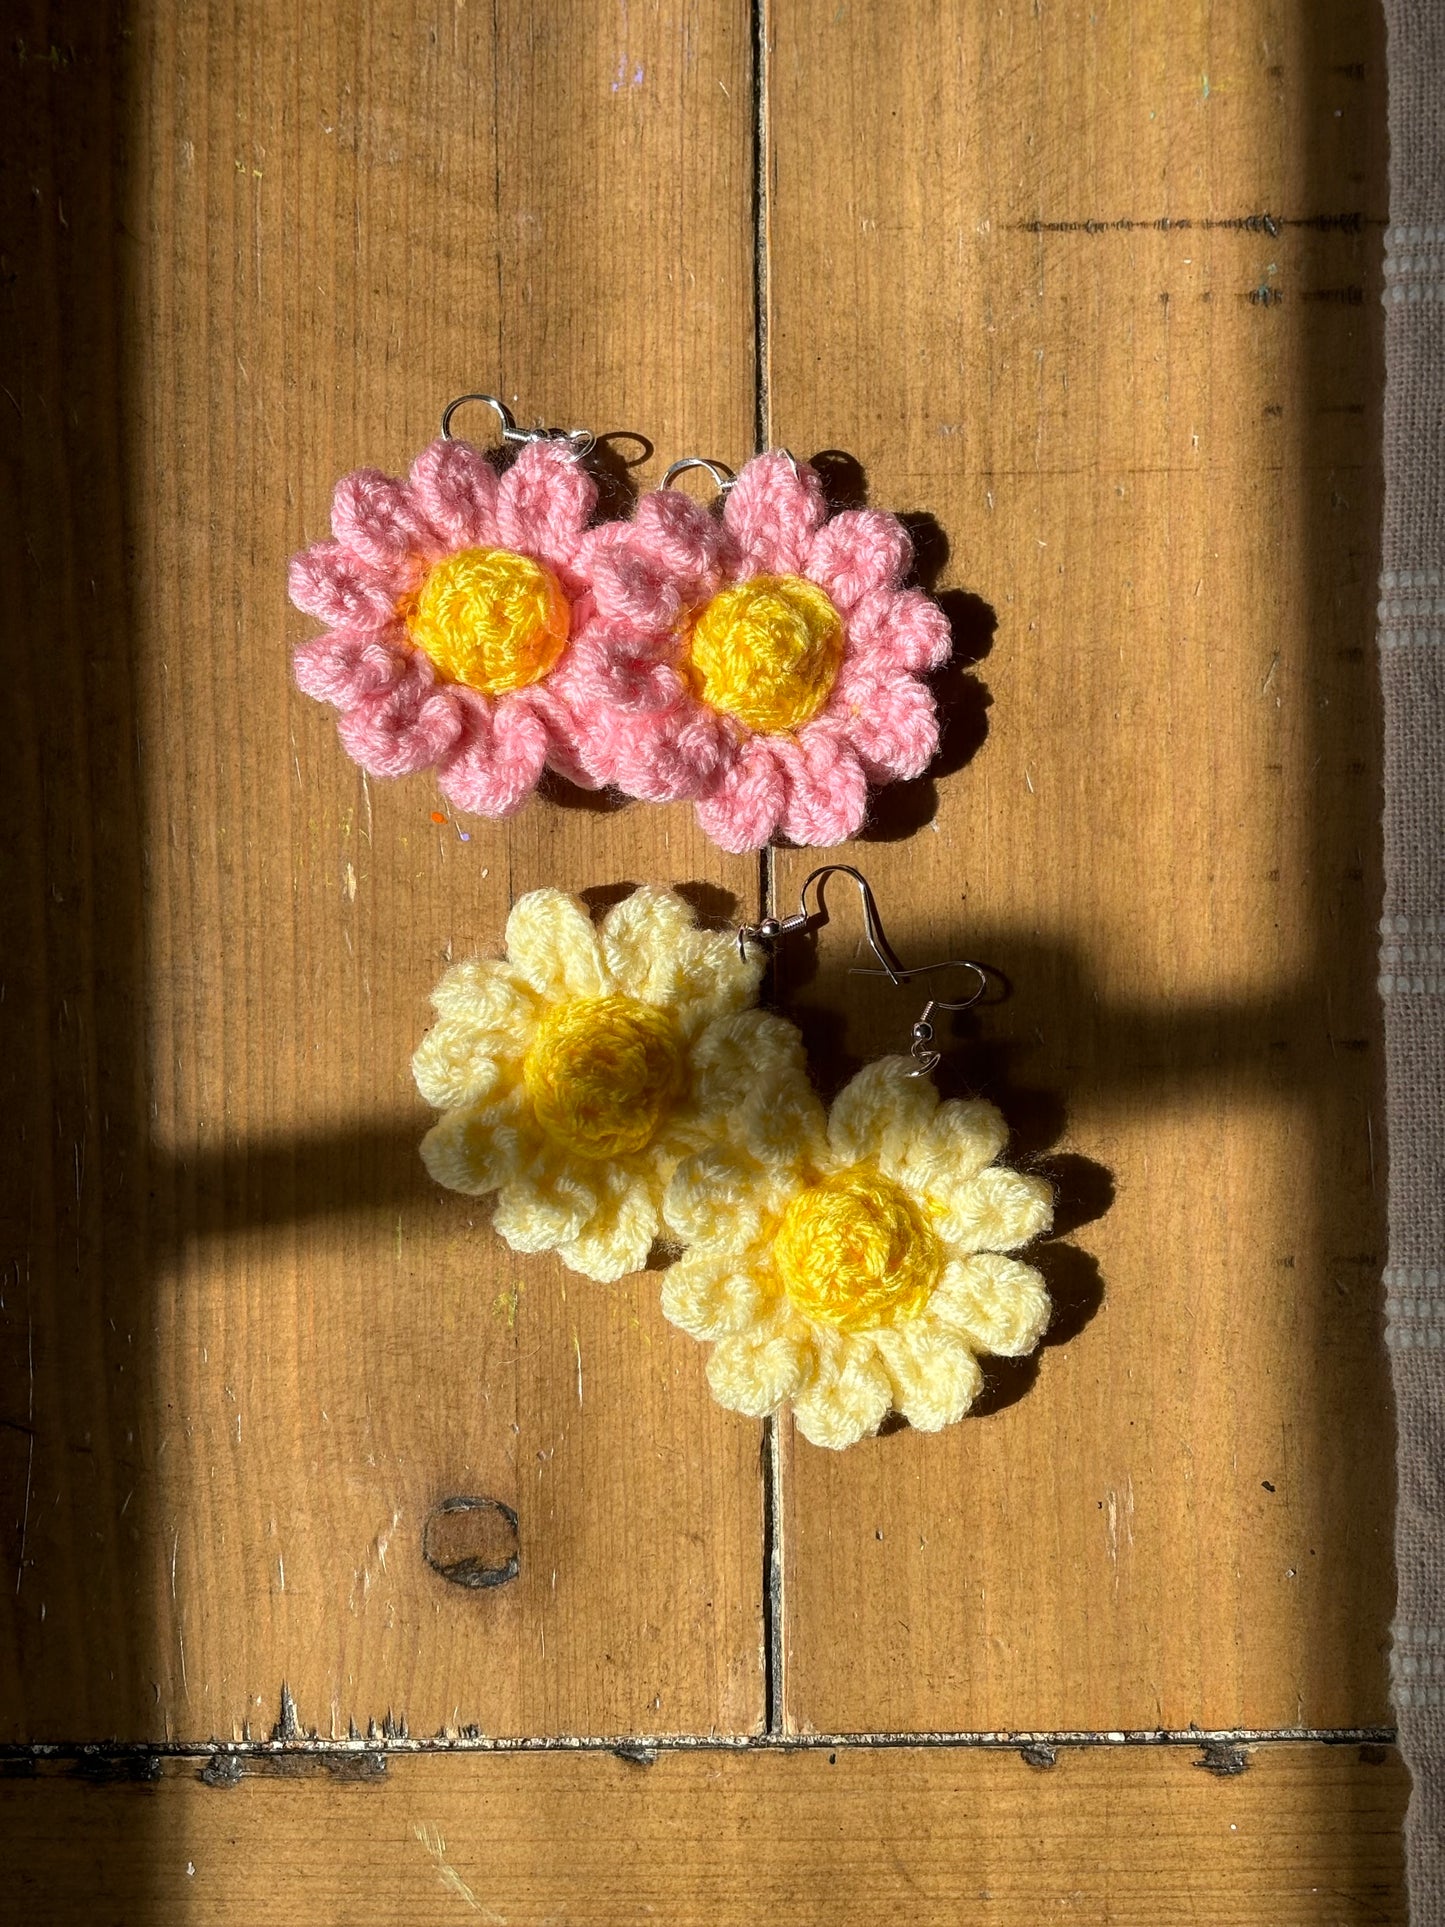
[0,0,761,1742]
[0,1743,1407,1923]
[763,2,1392,1728]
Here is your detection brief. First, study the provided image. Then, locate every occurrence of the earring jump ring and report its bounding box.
[441,392,515,443]
[660,456,736,495]
[660,452,796,495]
[441,392,596,458]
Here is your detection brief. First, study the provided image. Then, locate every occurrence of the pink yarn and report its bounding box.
[337,655,467,778]
[561,452,953,851]
[436,687,552,818]
[290,434,955,844]
[289,436,600,813]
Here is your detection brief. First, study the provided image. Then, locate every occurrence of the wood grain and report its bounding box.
[0,0,1399,1844]
[0,1743,1408,1924]
[0,0,763,1743]
[764,0,1392,1731]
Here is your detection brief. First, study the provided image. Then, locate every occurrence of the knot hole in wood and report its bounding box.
[422,1496,520,1590]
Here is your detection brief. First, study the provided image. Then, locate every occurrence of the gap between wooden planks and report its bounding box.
[1,1743,1408,1927]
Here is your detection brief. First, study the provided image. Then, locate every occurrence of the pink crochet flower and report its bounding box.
[553,452,952,851]
[288,437,600,817]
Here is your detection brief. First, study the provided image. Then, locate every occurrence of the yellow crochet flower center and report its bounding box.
[404,546,570,695]
[772,1168,944,1333]
[683,574,844,733]
[522,994,685,1161]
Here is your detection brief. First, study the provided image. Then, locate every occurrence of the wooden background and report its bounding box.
[0,0,1402,1919]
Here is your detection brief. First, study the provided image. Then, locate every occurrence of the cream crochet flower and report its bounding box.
[660,1055,1054,1448]
[414,887,816,1282]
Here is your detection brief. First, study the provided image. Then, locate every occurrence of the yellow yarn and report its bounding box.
[404,546,570,694]
[522,993,685,1160]
[683,574,844,733]
[773,1167,943,1332]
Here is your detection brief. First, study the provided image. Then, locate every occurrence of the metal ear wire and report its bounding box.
[737,865,990,1077]
[441,393,597,459]
[852,957,990,1076]
[737,864,900,969]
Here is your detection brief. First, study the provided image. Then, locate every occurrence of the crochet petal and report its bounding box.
[548,628,653,724]
[694,738,787,854]
[872,1323,983,1432]
[790,1334,893,1448]
[706,1313,814,1419]
[293,631,411,711]
[732,1073,830,1173]
[574,520,634,573]
[689,1007,809,1112]
[288,540,403,629]
[850,586,952,674]
[503,889,610,1000]
[628,487,736,594]
[491,1167,598,1254]
[556,1171,658,1283]
[602,904,760,1036]
[774,734,870,846]
[505,673,601,791]
[897,1098,1010,1203]
[681,933,768,1031]
[429,956,538,1029]
[831,663,939,782]
[336,660,467,776]
[589,546,684,628]
[407,437,500,549]
[419,1101,528,1198]
[564,631,732,799]
[690,1012,827,1169]
[599,887,761,1029]
[930,1253,1051,1357]
[934,1166,1054,1253]
[723,451,827,575]
[435,690,551,820]
[664,1146,766,1253]
[411,1015,508,1111]
[661,1250,772,1341]
[331,467,442,573]
[827,1055,939,1177]
[807,509,912,613]
[495,440,597,567]
[630,713,736,802]
[598,885,698,997]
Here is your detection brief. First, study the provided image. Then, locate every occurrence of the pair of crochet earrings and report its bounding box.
[411,869,1053,1450]
[288,395,953,853]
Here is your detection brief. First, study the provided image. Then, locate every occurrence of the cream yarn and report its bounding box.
[660,1056,1053,1449]
[415,892,1054,1444]
[414,886,812,1282]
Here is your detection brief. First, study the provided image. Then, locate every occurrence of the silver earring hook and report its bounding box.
[852,957,990,1076]
[737,864,900,970]
[441,393,596,459]
[739,864,989,1077]
[660,456,735,495]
